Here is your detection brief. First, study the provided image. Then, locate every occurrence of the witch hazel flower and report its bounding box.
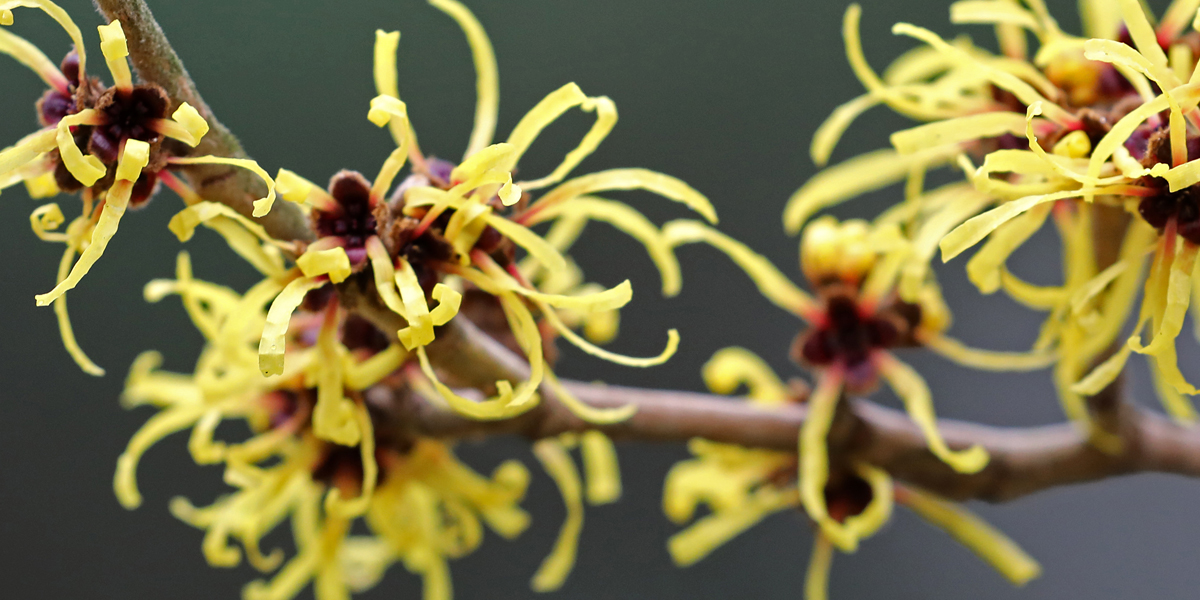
[237,0,715,426]
[0,1,275,375]
[931,0,1200,430]
[665,214,1053,551]
[663,347,1041,600]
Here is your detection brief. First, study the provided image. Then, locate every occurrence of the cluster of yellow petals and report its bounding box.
[116,251,629,599]
[1,1,280,376]
[250,0,716,429]
[792,0,1200,443]
[664,347,1040,600]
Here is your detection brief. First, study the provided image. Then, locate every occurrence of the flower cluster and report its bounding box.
[117,254,625,599]
[665,214,1050,559]
[664,347,1040,599]
[190,0,720,429]
[0,0,275,375]
[86,0,719,598]
[793,0,1200,444]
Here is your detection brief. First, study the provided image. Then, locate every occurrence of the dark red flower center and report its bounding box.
[795,294,902,370]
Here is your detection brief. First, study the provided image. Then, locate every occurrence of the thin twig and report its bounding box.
[393,319,1200,503]
[91,0,313,242]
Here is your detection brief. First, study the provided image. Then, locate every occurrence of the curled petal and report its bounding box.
[169,156,277,217]
[0,0,87,84]
[0,27,67,91]
[530,439,584,592]
[154,103,210,147]
[258,276,325,376]
[55,111,106,186]
[784,147,955,235]
[702,346,789,404]
[325,402,378,517]
[579,430,621,504]
[890,112,1026,155]
[97,20,132,91]
[34,144,148,306]
[805,534,834,600]
[429,0,498,160]
[665,219,817,318]
[372,29,407,146]
[923,334,1056,371]
[296,246,352,285]
[880,356,989,474]
[529,167,716,225]
[799,374,859,551]
[899,486,1041,585]
[524,196,683,297]
[543,368,637,424]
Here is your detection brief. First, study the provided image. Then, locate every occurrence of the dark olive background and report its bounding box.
[1,0,1198,598]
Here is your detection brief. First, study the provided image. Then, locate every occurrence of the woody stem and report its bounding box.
[392,318,1200,503]
[91,0,313,242]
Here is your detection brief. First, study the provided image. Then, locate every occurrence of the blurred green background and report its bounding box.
[1,0,1198,598]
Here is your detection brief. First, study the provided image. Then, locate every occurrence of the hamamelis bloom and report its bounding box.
[664,348,1040,599]
[1,4,275,375]
[934,0,1200,425]
[117,256,624,598]
[666,216,1053,549]
[255,0,712,424]
[112,260,536,600]
[786,0,1200,234]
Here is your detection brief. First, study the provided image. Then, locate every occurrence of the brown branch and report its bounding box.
[398,318,1200,503]
[91,0,313,242]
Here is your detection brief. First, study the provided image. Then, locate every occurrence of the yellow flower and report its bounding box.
[793,0,1200,439]
[117,251,626,598]
[666,215,1053,550]
[664,347,1040,600]
[1,1,275,375]
[244,0,716,426]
